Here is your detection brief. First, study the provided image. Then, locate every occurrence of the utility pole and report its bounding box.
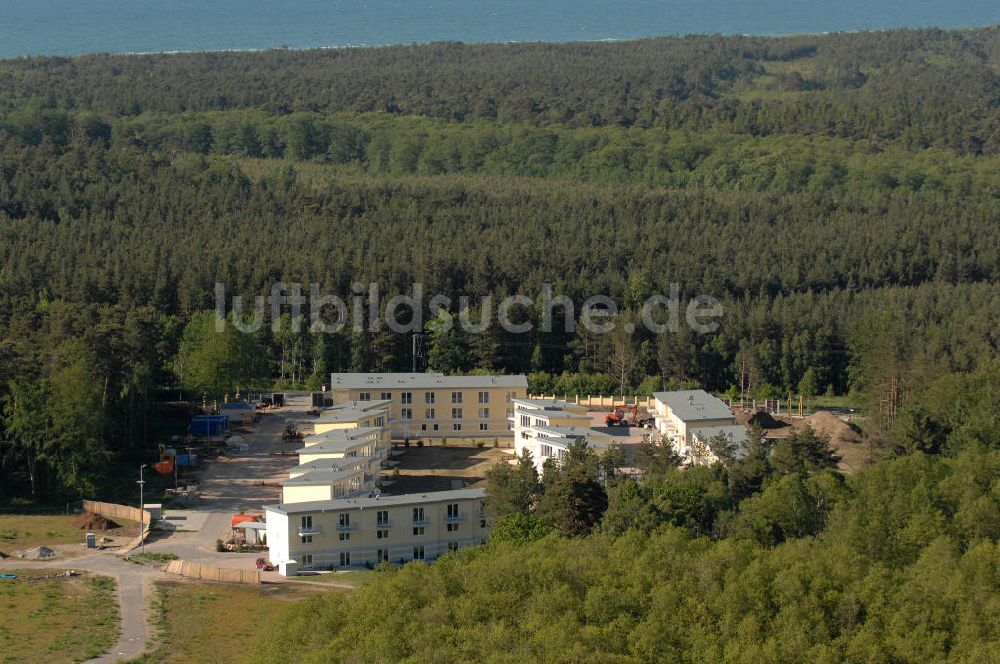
[137,464,147,554]
[411,332,424,373]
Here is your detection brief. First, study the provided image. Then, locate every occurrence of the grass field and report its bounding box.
[0,515,82,553]
[0,569,118,664]
[131,581,323,664]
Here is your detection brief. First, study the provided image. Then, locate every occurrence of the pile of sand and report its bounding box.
[73,512,119,531]
[797,411,862,448]
[18,546,56,559]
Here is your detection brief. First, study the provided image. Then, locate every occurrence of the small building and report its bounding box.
[264,488,489,574]
[328,373,528,440]
[651,391,745,465]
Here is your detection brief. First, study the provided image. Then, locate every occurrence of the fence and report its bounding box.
[164,559,261,585]
[82,499,152,553]
[527,395,656,409]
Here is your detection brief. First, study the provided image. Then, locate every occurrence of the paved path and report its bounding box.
[5,404,311,663]
[1,551,159,662]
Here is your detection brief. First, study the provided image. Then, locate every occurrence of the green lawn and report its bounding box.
[0,515,82,553]
[0,569,119,663]
[129,581,322,664]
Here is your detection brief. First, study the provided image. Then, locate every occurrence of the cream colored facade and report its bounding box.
[329,373,527,440]
[265,488,489,574]
[281,468,368,504]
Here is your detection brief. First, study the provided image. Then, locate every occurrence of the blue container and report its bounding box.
[190,414,229,436]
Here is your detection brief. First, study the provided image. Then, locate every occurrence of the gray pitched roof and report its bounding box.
[652,390,734,422]
[264,488,486,514]
[330,372,527,389]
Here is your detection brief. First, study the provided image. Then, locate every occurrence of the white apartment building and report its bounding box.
[264,488,490,575]
[328,373,528,440]
[510,398,614,474]
[651,390,747,464]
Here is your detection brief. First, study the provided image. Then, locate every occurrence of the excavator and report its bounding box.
[605,404,655,428]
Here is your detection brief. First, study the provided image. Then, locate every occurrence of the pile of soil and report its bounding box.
[73,512,119,531]
[736,408,785,430]
[797,411,862,448]
[18,545,56,559]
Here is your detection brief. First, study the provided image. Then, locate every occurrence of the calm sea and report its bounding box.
[0,0,997,58]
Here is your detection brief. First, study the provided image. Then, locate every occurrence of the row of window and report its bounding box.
[300,504,479,531]
[359,391,506,404]
[300,541,479,568]
[399,407,493,420]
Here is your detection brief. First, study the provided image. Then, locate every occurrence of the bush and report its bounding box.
[476,441,486,448]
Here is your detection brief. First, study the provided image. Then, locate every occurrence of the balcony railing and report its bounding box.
[375,521,391,528]
[297,526,321,536]
[444,515,464,523]
[336,523,356,532]
[412,518,427,526]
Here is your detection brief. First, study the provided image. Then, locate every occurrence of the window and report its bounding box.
[451,391,463,404]
[377,510,389,526]
[478,391,489,404]
[540,444,553,458]
[412,526,425,536]
[433,424,439,431]
[446,503,459,519]
[480,423,488,431]
[453,423,461,431]
[447,522,459,532]
[300,515,313,530]
[425,408,435,420]
[400,392,412,404]
[421,423,427,431]
[401,408,412,420]
[412,507,425,523]
[520,415,530,428]
[377,529,389,540]
[339,532,350,541]
[425,392,435,404]
[377,549,389,563]
[300,534,313,544]
[380,392,391,401]
[480,519,487,528]
[339,552,350,567]
[451,408,463,420]
[448,541,459,552]
[359,392,371,401]
[338,513,350,528]
[413,545,425,560]
[479,407,489,419]
[301,554,313,567]
[375,416,384,427]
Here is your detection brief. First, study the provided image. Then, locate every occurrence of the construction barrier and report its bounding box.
[82,500,152,553]
[164,559,261,585]
[528,395,656,409]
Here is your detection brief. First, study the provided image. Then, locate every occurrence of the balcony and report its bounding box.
[336,523,356,532]
[444,515,464,524]
[297,526,321,536]
[412,518,427,526]
[375,520,391,529]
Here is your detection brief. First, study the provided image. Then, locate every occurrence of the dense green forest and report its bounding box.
[2,27,1000,501]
